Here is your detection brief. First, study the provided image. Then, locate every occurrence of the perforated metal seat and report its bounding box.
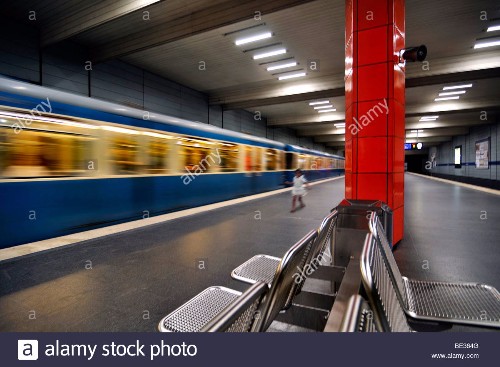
[159,286,241,332]
[340,295,378,332]
[232,255,281,285]
[231,210,338,285]
[369,215,500,328]
[201,281,268,332]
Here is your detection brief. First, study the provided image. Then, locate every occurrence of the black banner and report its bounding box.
[4,332,497,367]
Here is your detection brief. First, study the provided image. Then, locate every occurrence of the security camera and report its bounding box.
[400,45,427,62]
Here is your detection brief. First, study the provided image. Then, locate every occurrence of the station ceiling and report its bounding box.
[2,0,500,150]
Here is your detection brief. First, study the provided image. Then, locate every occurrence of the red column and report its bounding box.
[345,0,405,243]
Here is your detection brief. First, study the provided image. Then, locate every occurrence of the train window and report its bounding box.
[244,146,252,171]
[108,135,140,174]
[297,154,308,170]
[176,136,216,173]
[265,149,278,171]
[254,147,263,171]
[146,138,170,174]
[217,143,239,172]
[1,120,95,178]
[0,128,7,175]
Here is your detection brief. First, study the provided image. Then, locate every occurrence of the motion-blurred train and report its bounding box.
[0,76,344,248]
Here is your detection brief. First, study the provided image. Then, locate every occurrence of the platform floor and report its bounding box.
[0,174,499,332]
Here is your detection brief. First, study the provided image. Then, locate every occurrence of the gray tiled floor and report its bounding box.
[0,179,345,331]
[396,174,500,291]
[1,174,499,332]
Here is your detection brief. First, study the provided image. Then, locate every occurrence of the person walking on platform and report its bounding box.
[286,169,309,213]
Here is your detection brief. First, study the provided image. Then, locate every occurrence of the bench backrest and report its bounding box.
[360,233,412,332]
[252,229,318,332]
[340,295,378,332]
[369,214,408,308]
[200,281,268,332]
[310,209,338,265]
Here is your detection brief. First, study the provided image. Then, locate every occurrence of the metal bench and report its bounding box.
[158,281,267,332]
[369,215,500,328]
[359,233,414,332]
[251,229,319,331]
[231,210,338,285]
[339,295,378,332]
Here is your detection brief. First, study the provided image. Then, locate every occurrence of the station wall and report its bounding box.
[0,18,335,154]
[428,121,500,186]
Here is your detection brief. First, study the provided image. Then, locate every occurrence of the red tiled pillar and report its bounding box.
[345,0,405,243]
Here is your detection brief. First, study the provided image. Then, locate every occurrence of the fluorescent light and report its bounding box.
[0,119,7,123]
[12,86,27,90]
[439,90,466,96]
[309,101,330,106]
[419,116,439,121]
[474,39,500,48]
[314,105,333,109]
[235,32,272,46]
[318,109,337,113]
[267,62,297,71]
[278,72,306,80]
[410,130,424,133]
[334,123,346,128]
[434,96,460,101]
[487,25,500,32]
[443,84,472,90]
[253,48,286,60]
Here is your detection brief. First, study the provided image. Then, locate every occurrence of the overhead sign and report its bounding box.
[405,143,423,150]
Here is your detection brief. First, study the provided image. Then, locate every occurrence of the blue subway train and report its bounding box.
[0,77,344,248]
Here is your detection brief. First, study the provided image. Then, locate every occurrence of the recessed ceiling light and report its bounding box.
[487,25,500,32]
[434,96,460,101]
[439,90,466,96]
[235,32,272,46]
[318,109,337,113]
[309,101,330,106]
[267,61,297,71]
[474,38,500,49]
[314,105,334,109]
[278,72,306,80]
[253,48,287,60]
[443,84,472,90]
[419,116,439,121]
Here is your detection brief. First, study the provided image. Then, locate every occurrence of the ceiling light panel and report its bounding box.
[235,32,272,46]
[267,61,297,71]
[434,96,460,101]
[253,48,287,60]
[438,91,466,96]
[278,72,306,80]
[442,84,472,90]
[474,38,500,49]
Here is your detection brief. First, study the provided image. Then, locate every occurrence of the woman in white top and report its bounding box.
[286,169,309,213]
